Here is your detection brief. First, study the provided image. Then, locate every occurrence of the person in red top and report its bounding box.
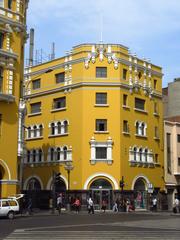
[74,197,81,213]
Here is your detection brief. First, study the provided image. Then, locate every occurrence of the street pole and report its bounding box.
[64,163,74,211]
[52,170,56,214]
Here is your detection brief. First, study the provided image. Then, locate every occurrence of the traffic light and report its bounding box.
[55,172,61,183]
[120,176,125,190]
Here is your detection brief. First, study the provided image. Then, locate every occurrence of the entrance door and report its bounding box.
[92,189,111,210]
[134,178,147,209]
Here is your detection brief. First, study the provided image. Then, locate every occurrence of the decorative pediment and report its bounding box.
[84,44,119,69]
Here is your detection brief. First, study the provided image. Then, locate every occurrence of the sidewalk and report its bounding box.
[18,208,180,218]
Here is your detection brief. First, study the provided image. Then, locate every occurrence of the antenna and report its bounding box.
[100,13,103,43]
[29,28,34,66]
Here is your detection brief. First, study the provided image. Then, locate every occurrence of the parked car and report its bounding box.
[0,198,20,219]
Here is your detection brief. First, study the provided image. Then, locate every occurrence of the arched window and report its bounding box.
[63,146,67,160]
[27,127,31,138]
[136,122,139,135]
[64,120,68,133]
[56,147,61,161]
[33,125,37,138]
[27,150,31,163]
[50,148,54,161]
[57,122,61,134]
[32,149,36,162]
[141,123,145,136]
[39,124,43,136]
[134,147,137,161]
[38,149,42,162]
[139,148,143,161]
[144,148,148,162]
[51,123,55,135]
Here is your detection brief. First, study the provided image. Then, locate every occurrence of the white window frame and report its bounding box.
[90,137,113,165]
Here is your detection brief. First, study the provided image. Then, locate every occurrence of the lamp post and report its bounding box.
[64,162,74,211]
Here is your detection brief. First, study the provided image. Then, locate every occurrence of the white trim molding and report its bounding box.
[46,174,68,190]
[0,159,11,180]
[131,174,150,191]
[83,172,119,190]
[23,175,44,190]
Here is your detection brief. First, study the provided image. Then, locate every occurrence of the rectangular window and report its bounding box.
[96,119,107,132]
[155,127,159,138]
[0,32,4,49]
[0,68,3,92]
[8,0,12,9]
[96,147,107,159]
[178,158,180,166]
[177,134,180,143]
[154,102,158,114]
[96,93,107,105]
[56,72,65,83]
[32,79,41,90]
[167,133,171,174]
[0,114,2,136]
[96,67,107,78]
[123,69,127,80]
[155,154,158,163]
[123,120,129,133]
[135,98,145,111]
[30,102,41,114]
[0,0,4,7]
[123,94,128,106]
[53,97,66,109]
[154,79,157,90]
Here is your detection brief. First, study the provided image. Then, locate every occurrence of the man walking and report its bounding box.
[87,197,94,214]
[57,193,63,215]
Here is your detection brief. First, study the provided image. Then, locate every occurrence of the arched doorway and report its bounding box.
[26,177,42,191]
[134,177,147,209]
[55,179,66,193]
[0,165,5,198]
[89,178,113,210]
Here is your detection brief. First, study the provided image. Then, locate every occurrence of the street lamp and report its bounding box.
[64,162,74,211]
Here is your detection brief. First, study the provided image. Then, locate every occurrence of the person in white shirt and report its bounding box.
[174,197,179,213]
[87,197,94,214]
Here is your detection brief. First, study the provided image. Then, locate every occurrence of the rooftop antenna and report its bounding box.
[100,13,103,44]
[51,42,55,60]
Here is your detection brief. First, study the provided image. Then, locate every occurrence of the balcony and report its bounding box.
[0,48,17,60]
[0,92,15,102]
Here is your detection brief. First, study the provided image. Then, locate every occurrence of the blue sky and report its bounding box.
[26,0,180,87]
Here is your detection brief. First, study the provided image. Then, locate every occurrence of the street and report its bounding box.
[0,211,180,240]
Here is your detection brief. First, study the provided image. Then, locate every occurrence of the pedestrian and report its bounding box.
[87,197,94,214]
[57,193,62,214]
[126,198,130,212]
[101,199,107,213]
[173,197,179,213]
[152,197,157,212]
[74,197,81,213]
[112,201,118,212]
[49,197,53,213]
[27,197,33,215]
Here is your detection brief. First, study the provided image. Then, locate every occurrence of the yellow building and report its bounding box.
[23,43,164,209]
[0,0,28,197]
